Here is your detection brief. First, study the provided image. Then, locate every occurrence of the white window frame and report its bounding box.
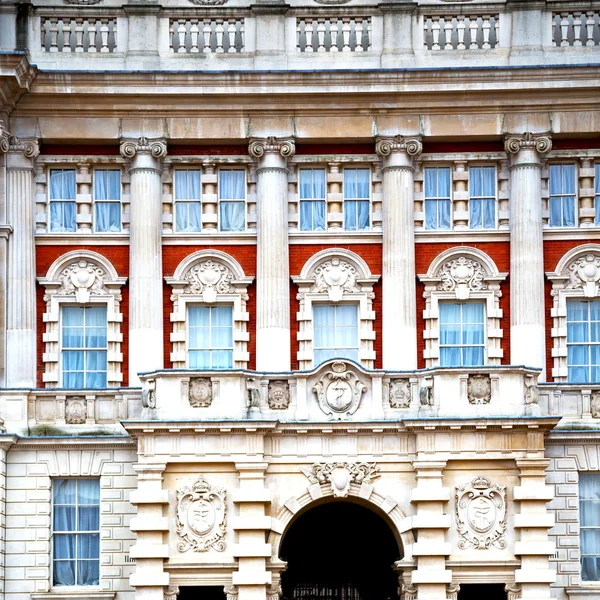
[298,166,327,232]
[312,302,360,366]
[418,246,507,368]
[342,166,371,232]
[93,168,122,234]
[548,162,578,228]
[424,165,452,231]
[218,167,247,233]
[579,473,600,582]
[186,304,235,369]
[468,164,497,230]
[292,248,380,370]
[438,300,487,367]
[166,250,254,369]
[48,167,78,233]
[174,168,203,233]
[38,250,127,387]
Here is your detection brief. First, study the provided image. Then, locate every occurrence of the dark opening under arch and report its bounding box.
[280,501,401,600]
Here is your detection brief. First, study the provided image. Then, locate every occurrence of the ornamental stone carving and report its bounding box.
[189,0,227,4]
[189,378,213,408]
[57,259,109,303]
[302,462,380,497]
[184,260,235,303]
[0,121,9,153]
[504,584,521,600]
[437,256,487,298]
[312,258,361,301]
[455,476,507,550]
[389,379,411,408]
[592,393,600,419]
[419,376,434,406]
[467,374,491,405]
[312,361,366,419]
[566,253,600,297]
[176,475,227,553]
[141,378,156,409]
[8,136,40,159]
[524,374,539,405]
[164,586,180,600]
[248,136,295,160]
[375,135,422,158]
[119,136,167,159]
[268,380,290,409]
[446,584,461,600]
[64,0,102,4]
[399,583,417,600]
[65,397,86,424]
[266,584,282,600]
[224,586,238,600]
[504,132,552,156]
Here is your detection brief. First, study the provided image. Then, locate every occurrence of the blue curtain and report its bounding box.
[219,170,245,232]
[313,304,359,366]
[188,305,233,369]
[425,167,451,230]
[580,474,600,581]
[469,166,496,229]
[567,300,600,383]
[549,164,576,227]
[50,169,77,232]
[596,164,600,225]
[94,170,121,232]
[343,169,370,231]
[174,171,202,232]
[176,202,202,232]
[299,169,326,231]
[439,302,485,366]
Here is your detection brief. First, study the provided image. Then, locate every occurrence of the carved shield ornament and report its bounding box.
[312,361,366,419]
[455,476,507,550]
[176,475,227,552]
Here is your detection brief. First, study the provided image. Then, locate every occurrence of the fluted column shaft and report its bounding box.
[5,137,39,387]
[249,137,295,372]
[121,138,167,386]
[377,136,422,370]
[505,133,551,380]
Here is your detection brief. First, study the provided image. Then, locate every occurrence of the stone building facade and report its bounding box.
[1,2,600,600]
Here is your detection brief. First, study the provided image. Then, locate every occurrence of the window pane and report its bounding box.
[549,165,562,195]
[78,559,100,586]
[78,506,100,531]
[189,350,211,369]
[50,201,77,233]
[470,167,483,197]
[356,169,369,198]
[220,201,245,232]
[437,168,451,197]
[220,170,245,200]
[77,479,99,505]
[54,479,77,504]
[425,168,438,197]
[54,506,76,532]
[344,200,358,230]
[344,169,357,199]
[95,202,121,233]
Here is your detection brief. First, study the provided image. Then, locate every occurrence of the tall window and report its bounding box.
[580,474,600,581]
[424,167,451,230]
[439,302,485,366]
[567,300,600,383]
[313,304,359,365]
[595,164,600,226]
[343,168,370,231]
[219,169,245,232]
[299,168,326,231]
[94,169,121,233]
[188,305,233,369]
[53,479,100,586]
[549,163,576,227]
[61,306,107,389]
[49,169,77,233]
[175,169,202,232]
[469,166,496,229]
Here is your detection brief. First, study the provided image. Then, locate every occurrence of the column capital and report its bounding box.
[120,136,168,159]
[248,136,295,160]
[7,135,40,159]
[375,135,422,158]
[504,132,552,156]
[0,120,9,153]
[164,586,180,600]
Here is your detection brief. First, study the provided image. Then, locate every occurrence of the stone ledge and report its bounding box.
[31,594,115,600]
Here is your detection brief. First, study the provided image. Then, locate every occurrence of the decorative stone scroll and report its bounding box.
[467,374,491,405]
[389,379,411,408]
[446,584,461,600]
[399,583,417,600]
[119,136,167,159]
[455,476,507,550]
[141,378,156,409]
[437,256,488,298]
[504,584,521,600]
[0,121,10,153]
[183,259,236,303]
[268,380,290,409]
[164,586,180,600]
[504,132,552,156]
[7,136,40,159]
[176,475,227,553]
[566,253,600,298]
[248,136,295,160]
[375,135,423,158]
[189,378,213,408]
[302,462,380,497]
[312,361,366,419]
[65,397,87,424]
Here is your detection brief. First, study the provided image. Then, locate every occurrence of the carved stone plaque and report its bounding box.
[467,374,491,404]
[312,361,366,419]
[268,380,290,409]
[189,378,213,408]
[389,379,411,408]
[65,397,86,424]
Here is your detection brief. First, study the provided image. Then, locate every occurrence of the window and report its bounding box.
[299,168,326,231]
[61,306,108,389]
[343,168,370,231]
[175,169,202,232]
[439,302,485,366]
[313,304,359,365]
[595,165,600,226]
[188,305,233,369]
[549,163,576,227]
[425,167,451,230]
[580,474,600,581]
[469,166,496,229]
[53,478,100,587]
[219,169,245,232]
[94,169,121,233]
[49,169,77,233]
[566,300,600,383]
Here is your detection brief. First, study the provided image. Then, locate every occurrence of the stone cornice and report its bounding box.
[375,135,422,158]
[119,136,167,159]
[504,132,552,156]
[0,53,37,114]
[248,136,295,159]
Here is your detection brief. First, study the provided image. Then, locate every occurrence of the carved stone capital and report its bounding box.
[120,136,168,159]
[164,586,180,600]
[8,136,40,159]
[504,132,552,156]
[375,135,422,158]
[248,136,295,160]
[0,121,10,154]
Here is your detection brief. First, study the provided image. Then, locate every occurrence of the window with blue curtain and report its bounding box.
[49,169,77,233]
[343,168,370,231]
[219,169,246,232]
[313,304,359,366]
[94,169,121,233]
[595,164,600,226]
[175,169,202,233]
[62,306,107,389]
[549,163,576,227]
[299,168,326,231]
[580,473,600,581]
[469,166,496,229]
[53,478,100,586]
[188,305,233,369]
[567,300,600,383]
[424,167,451,230]
[439,302,485,366]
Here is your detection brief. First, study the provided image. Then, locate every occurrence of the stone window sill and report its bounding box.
[31,592,116,600]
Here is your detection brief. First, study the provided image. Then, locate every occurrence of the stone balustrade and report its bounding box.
[170,18,245,54]
[41,16,118,53]
[552,10,600,46]
[296,17,372,53]
[539,384,600,424]
[422,14,499,51]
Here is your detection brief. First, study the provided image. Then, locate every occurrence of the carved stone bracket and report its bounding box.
[524,373,539,405]
[164,586,180,600]
[592,392,600,418]
[446,584,460,600]
[142,378,156,408]
[224,586,238,600]
[504,583,521,600]
[375,135,423,158]
[248,136,295,160]
[399,583,417,600]
[504,132,552,156]
[312,361,366,419]
[120,136,168,159]
[301,462,380,497]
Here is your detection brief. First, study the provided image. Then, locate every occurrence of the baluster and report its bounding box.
[469,16,478,49]
[178,20,187,53]
[305,18,314,52]
[586,12,596,46]
[572,12,582,46]
[49,18,59,52]
[494,15,499,48]
[482,14,491,49]
[296,19,302,52]
[552,14,557,46]
[355,18,364,51]
[443,17,453,49]
[190,19,199,53]
[367,18,371,50]
[74,18,84,52]
[62,18,72,52]
[99,18,109,52]
[317,18,326,52]
[431,16,440,51]
[41,18,47,51]
[342,17,351,51]
[88,18,97,52]
[169,20,176,52]
[203,19,212,53]
[560,13,570,46]
[240,20,245,51]
[456,15,465,49]
[215,19,224,53]
[111,19,117,51]
[330,18,339,52]
[227,19,236,52]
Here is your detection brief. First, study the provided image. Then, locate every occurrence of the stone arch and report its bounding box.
[425,245,504,280]
[297,247,376,282]
[551,243,600,277]
[42,249,123,285]
[171,249,250,283]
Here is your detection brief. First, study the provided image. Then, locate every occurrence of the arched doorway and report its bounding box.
[280,501,401,600]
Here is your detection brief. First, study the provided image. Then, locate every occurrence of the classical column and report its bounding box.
[120,137,167,386]
[504,133,552,379]
[0,123,10,387]
[5,136,39,387]
[376,136,422,370]
[248,137,295,372]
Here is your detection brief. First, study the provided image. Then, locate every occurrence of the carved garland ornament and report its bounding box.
[566,253,600,297]
[467,374,491,405]
[312,258,361,301]
[437,257,488,293]
[184,260,236,303]
[455,476,507,550]
[268,380,290,409]
[176,475,227,553]
[389,379,411,408]
[312,361,366,419]
[302,462,380,497]
[57,259,110,303]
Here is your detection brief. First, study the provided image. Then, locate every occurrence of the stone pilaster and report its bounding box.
[129,462,170,600]
[0,121,10,387]
[504,132,552,379]
[248,137,295,372]
[376,135,422,370]
[0,435,18,598]
[5,135,39,387]
[410,460,452,600]
[120,137,167,386]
